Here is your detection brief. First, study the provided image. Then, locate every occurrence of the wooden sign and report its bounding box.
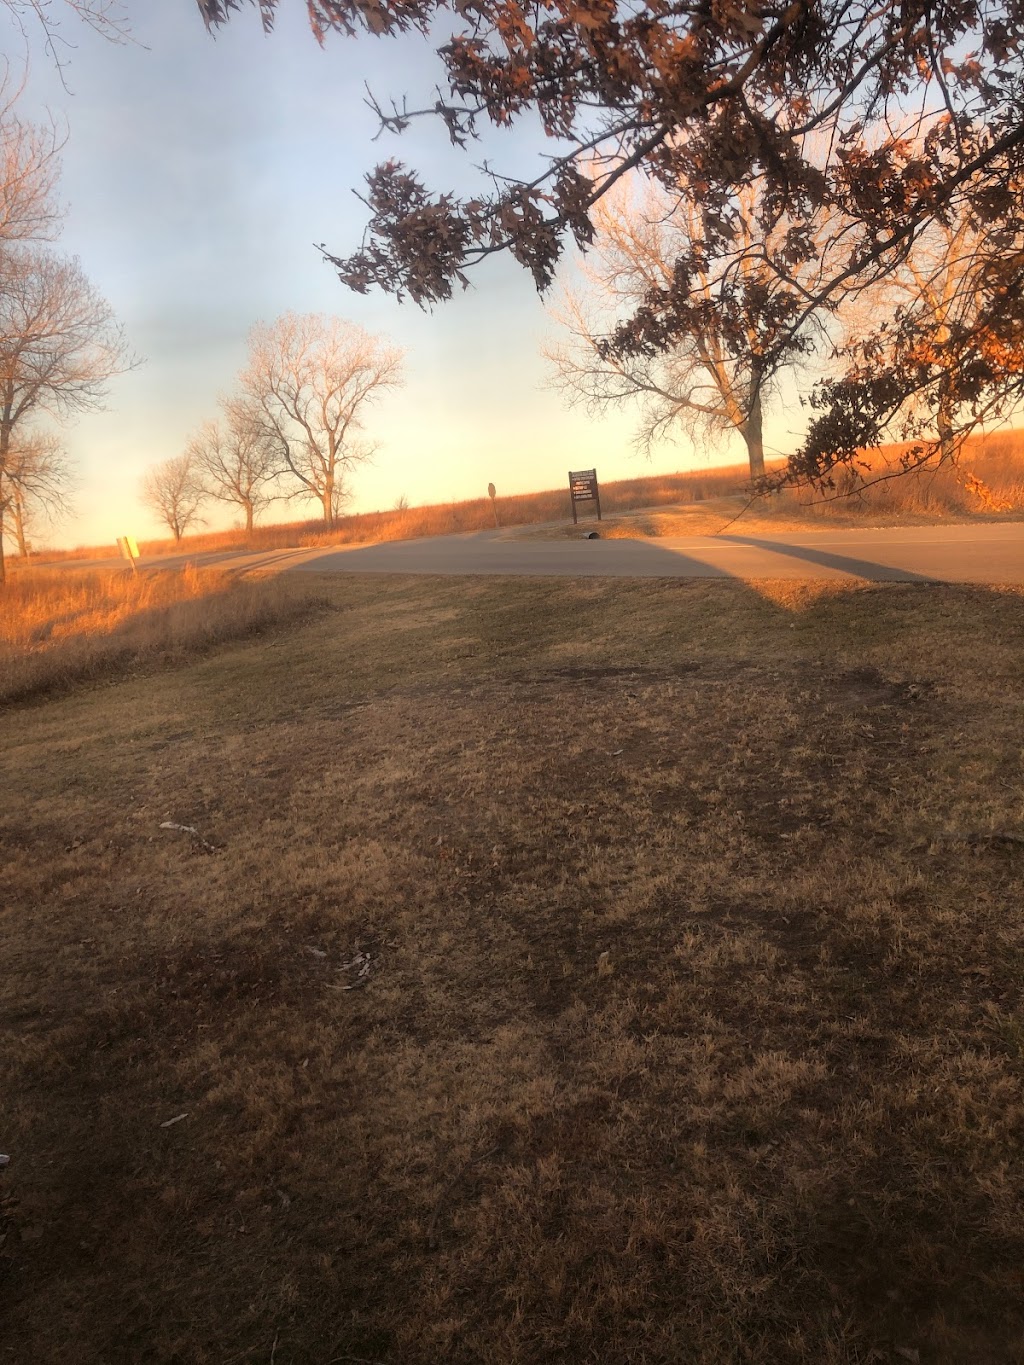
[568,468,601,524]
[486,482,499,527]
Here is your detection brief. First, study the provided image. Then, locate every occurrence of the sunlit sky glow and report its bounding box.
[2,4,809,549]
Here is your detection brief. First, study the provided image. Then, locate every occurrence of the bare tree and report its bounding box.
[0,245,133,581]
[5,429,72,556]
[546,174,828,481]
[0,77,129,573]
[2,0,126,32]
[0,86,66,564]
[0,81,63,247]
[141,452,205,544]
[187,399,280,532]
[1,2,129,66]
[239,312,403,527]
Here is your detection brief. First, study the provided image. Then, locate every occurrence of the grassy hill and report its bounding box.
[4,570,1024,1362]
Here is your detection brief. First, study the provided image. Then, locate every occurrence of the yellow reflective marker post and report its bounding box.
[117,536,140,572]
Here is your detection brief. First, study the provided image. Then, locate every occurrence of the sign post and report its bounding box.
[117,535,140,573]
[568,469,601,525]
[487,482,499,527]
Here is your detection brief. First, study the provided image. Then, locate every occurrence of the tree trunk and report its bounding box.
[13,488,28,558]
[322,477,335,528]
[0,424,9,586]
[244,501,254,533]
[741,386,766,481]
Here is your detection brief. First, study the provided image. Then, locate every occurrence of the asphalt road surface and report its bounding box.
[39,522,1024,583]
[282,522,1024,583]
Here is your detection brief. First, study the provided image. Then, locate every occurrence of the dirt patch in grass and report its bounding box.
[3,573,1024,1363]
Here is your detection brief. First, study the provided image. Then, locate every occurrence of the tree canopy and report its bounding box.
[140,451,205,543]
[186,401,281,532]
[197,0,1024,481]
[0,79,132,579]
[546,174,830,478]
[2,2,129,47]
[239,312,403,527]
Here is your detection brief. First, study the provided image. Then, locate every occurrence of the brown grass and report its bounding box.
[35,471,752,563]
[537,432,1024,540]
[32,426,1024,564]
[3,571,1024,1362]
[0,565,330,706]
[785,431,1024,520]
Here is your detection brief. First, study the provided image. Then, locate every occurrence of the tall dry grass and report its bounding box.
[0,565,327,706]
[781,430,1024,520]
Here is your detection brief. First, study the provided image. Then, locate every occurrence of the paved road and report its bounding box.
[278,522,1024,583]
[36,522,1024,583]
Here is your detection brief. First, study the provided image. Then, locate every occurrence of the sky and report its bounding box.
[1,2,808,548]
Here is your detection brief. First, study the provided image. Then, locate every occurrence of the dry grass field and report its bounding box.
[3,571,1024,1363]
[0,566,329,706]
[31,426,1024,565]
[533,433,1024,540]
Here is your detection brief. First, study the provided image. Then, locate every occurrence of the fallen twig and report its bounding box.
[426,1144,502,1251]
[328,949,374,990]
[159,821,219,853]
